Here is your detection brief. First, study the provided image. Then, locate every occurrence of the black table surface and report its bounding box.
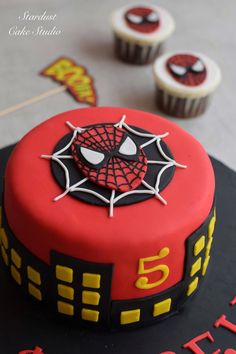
[0,145,236,354]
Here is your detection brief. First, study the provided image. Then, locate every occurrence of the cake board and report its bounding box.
[0,144,235,354]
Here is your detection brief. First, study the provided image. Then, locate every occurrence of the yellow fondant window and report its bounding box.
[194,235,205,256]
[208,216,216,238]
[58,284,74,301]
[81,308,99,322]
[202,255,211,276]
[28,283,42,301]
[11,249,22,269]
[153,298,171,317]
[0,228,8,249]
[190,257,202,277]
[187,277,199,296]
[206,238,213,257]
[82,291,100,306]
[27,266,41,285]
[120,309,141,325]
[56,265,73,283]
[11,265,21,285]
[57,301,74,316]
[1,245,9,266]
[82,273,101,289]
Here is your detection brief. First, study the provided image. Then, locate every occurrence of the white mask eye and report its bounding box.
[169,64,187,76]
[191,59,205,73]
[119,136,137,156]
[80,147,105,165]
[127,13,143,24]
[147,11,159,22]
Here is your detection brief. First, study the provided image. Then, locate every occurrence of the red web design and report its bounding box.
[71,124,147,192]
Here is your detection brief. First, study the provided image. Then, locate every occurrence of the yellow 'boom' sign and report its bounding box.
[41,57,97,106]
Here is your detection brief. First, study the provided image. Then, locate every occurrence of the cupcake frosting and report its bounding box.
[153,51,222,99]
[111,4,175,46]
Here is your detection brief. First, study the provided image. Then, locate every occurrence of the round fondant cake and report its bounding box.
[0,107,216,329]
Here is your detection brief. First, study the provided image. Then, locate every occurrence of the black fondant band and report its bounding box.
[0,201,215,329]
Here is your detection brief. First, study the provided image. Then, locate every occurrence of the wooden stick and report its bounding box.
[0,85,67,118]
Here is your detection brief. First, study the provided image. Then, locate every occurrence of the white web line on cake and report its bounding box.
[41,115,187,217]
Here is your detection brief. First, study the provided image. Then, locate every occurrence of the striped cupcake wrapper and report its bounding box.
[114,34,163,65]
[156,86,211,118]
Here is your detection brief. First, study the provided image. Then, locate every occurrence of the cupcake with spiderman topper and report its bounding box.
[110,4,175,65]
[153,51,222,118]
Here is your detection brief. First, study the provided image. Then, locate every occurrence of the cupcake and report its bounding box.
[153,51,222,118]
[110,4,175,65]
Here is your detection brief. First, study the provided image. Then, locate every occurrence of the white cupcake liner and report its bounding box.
[156,86,211,118]
[114,34,163,65]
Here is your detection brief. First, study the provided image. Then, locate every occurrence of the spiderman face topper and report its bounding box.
[166,54,207,86]
[124,7,160,33]
[42,115,187,217]
[71,125,147,192]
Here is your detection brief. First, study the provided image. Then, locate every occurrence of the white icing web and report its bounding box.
[41,115,187,217]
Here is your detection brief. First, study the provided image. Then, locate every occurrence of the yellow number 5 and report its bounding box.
[135,247,170,290]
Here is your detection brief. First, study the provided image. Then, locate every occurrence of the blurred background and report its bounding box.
[0,0,235,169]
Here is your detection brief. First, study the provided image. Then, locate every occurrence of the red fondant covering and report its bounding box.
[4,107,215,300]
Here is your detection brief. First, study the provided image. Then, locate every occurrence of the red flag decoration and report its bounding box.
[41,57,97,106]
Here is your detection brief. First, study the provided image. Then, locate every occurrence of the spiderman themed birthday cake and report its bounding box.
[1,107,216,329]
